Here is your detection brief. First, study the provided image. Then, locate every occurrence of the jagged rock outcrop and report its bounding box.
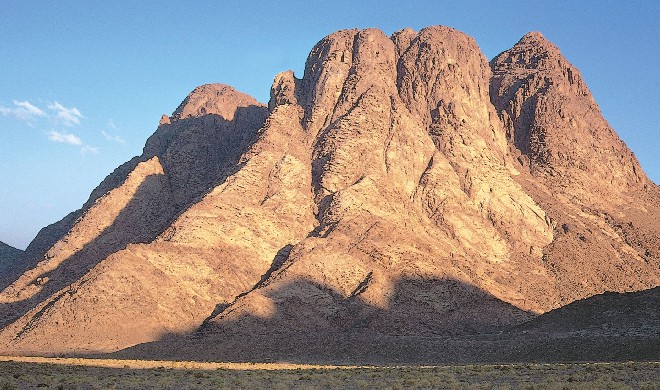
[0,26,658,360]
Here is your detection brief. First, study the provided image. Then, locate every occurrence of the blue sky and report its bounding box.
[1,1,658,249]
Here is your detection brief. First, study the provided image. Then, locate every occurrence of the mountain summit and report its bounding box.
[0,26,658,361]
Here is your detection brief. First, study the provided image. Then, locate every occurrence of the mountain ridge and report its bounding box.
[0,26,657,361]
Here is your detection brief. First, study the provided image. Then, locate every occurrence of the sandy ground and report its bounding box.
[0,355,364,370]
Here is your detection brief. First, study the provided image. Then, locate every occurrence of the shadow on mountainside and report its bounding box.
[0,243,24,292]
[20,103,268,270]
[13,211,83,292]
[111,275,535,364]
[111,279,660,364]
[498,287,660,363]
[0,107,267,329]
[516,287,660,335]
[0,174,175,329]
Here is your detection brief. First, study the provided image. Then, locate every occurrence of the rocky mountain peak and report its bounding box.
[518,31,556,51]
[171,83,263,122]
[490,32,647,202]
[492,31,587,94]
[269,70,300,112]
[0,26,657,359]
[390,27,416,56]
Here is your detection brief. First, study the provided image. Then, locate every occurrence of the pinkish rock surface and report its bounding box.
[0,27,657,362]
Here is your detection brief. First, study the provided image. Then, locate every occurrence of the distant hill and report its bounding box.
[520,287,660,336]
[496,288,660,362]
[0,241,21,267]
[0,241,23,288]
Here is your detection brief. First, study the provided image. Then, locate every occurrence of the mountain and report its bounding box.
[490,32,660,305]
[496,287,660,362]
[0,241,22,267]
[117,287,659,364]
[0,242,23,288]
[0,26,658,361]
[519,287,660,336]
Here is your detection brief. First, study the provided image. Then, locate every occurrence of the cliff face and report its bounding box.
[0,26,658,358]
[490,32,648,201]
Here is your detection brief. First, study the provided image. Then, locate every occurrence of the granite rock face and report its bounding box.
[0,27,658,358]
[491,32,647,202]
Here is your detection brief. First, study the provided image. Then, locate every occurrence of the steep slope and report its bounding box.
[0,85,278,352]
[0,26,658,359]
[491,32,660,305]
[121,27,659,362]
[0,242,22,268]
[490,32,647,200]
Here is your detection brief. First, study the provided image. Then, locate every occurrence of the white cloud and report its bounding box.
[0,100,46,123]
[14,100,46,117]
[47,130,99,155]
[0,106,13,117]
[102,130,125,143]
[80,145,100,155]
[108,120,121,132]
[47,130,82,145]
[47,102,83,126]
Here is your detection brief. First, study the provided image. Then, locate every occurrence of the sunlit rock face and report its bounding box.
[0,26,658,358]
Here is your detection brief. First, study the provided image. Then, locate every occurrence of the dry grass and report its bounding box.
[0,356,658,389]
